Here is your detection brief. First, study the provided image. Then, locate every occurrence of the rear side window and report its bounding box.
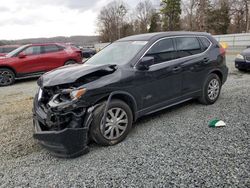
[43,45,61,53]
[22,46,42,55]
[199,37,211,51]
[146,38,177,64]
[176,37,202,58]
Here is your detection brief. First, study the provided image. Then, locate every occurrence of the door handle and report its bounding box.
[203,58,209,64]
[172,66,182,72]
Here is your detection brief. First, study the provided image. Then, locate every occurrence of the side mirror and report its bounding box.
[136,56,154,70]
[18,53,26,58]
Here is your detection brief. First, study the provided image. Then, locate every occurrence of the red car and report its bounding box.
[0,43,82,86]
[0,45,20,57]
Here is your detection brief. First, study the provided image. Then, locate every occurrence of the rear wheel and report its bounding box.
[64,60,76,65]
[90,99,133,146]
[198,73,221,105]
[0,68,15,86]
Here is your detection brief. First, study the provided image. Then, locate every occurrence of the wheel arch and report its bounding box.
[209,69,223,83]
[94,91,138,122]
[0,66,17,76]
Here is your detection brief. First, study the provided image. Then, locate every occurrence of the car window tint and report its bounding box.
[176,37,202,58]
[146,38,176,64]
[22,46,42,55]
[43,45,60,53]
[199,37,211,51]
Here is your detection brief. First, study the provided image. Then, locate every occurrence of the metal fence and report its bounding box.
[214,33,250,53]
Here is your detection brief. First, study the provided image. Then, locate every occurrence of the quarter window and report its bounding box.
[145,38,176,64]
[199,37,211,51]
[176,37,202,58]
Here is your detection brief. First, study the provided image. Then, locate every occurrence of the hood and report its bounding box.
[39,63,117,87]
[241,48,250,56]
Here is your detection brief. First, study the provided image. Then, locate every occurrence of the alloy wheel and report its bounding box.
[207,78,220,101]
[0,70,14,86]
[101,107,128,140]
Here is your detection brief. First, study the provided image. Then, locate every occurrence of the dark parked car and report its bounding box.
[33,32,228,157]
[0,43,82,86]
[235,46,250,71]
[81,48,96,58]
[0,45,20,56]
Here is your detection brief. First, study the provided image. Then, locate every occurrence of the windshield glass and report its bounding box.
[85,41,147,66]
[6,45,29,58]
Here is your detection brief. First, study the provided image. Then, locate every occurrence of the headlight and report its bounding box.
[38,88,43,101]
[236,54,244,60]
[70,88,86,100]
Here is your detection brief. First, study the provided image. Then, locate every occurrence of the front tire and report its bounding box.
[0,68,15,86]
[90,99,133,146]
[198,73,221,105]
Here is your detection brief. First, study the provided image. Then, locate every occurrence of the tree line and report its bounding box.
[97,0,250,42]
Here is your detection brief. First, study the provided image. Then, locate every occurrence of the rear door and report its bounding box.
[41,45,66,71]
[175,36,211,95]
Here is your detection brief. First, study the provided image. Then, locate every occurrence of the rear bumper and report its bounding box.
[235,59,250,70]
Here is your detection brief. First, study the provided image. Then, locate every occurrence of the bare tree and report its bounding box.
[97,1,128,42]
[181,0,198,30]
[134,0,155,33]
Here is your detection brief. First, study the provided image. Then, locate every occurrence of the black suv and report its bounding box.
[33,32,228,157]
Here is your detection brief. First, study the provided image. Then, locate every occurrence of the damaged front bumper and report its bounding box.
[32,93,95,158]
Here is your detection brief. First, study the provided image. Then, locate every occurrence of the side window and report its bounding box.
[22,46,42,55]
[199,37,211,51]
[176,37,202,58]
[43,45,60,53]
[145,38,176,64]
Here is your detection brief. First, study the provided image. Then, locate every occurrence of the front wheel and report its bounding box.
[0,68,15,86]
[90,99,133,146]
[198,73,222,105]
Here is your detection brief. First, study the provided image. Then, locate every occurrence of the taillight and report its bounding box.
[219,45,226,56]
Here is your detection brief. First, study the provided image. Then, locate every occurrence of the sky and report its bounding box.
[0,0,159,40]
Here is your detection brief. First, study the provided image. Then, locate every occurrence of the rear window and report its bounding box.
[176,37,202,57]
[43,45,61,53]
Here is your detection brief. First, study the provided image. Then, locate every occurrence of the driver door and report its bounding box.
[17,45,44,74]
[134,38,183,112]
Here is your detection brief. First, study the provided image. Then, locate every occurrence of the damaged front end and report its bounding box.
[33,64,116,157]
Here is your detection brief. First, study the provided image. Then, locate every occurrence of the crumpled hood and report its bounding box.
[39,63,117,87]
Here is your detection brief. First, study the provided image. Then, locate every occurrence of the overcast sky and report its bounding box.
[0,0,159,40]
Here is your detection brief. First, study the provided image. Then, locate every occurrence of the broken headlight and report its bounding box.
[58,88,87,102]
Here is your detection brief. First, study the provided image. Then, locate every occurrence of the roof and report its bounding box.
[118,31,210,42]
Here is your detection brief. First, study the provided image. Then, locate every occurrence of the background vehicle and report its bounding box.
[0,45,20,57]
[0,43,82,86]
[235,47,250,71]
[33,32,228,157]
[81,48,96,58]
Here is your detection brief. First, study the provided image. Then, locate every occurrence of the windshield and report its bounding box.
[85,41,148,66]
[6,45,29,58]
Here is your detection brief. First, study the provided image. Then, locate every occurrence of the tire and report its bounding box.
[238,68,246,72]
[0,68,15,86]
[90,99,133,146]
[64,60,76,65]
[198,73,221,105]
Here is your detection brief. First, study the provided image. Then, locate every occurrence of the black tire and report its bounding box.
[198,73,222,105]
[90,99,133,146]
[0,68,15,86]
[64,60,76,65]
[238,68,246,72]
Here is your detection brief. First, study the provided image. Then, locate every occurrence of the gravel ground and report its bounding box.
[0,54,249,187]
